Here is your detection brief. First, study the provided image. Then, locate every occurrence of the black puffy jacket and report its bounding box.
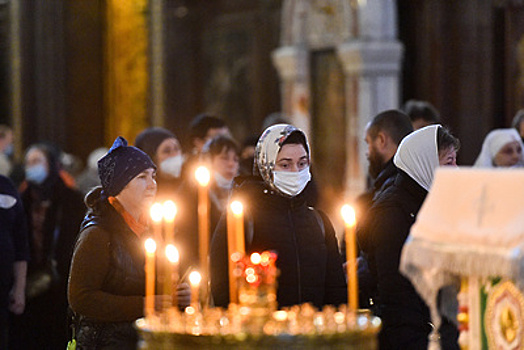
[210,176,346,309]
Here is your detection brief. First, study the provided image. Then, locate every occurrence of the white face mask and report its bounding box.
[214,171,233,190]
[273,166,311,197]
[159,155,184,178]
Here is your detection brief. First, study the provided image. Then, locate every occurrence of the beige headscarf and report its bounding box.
[255,124,310,195]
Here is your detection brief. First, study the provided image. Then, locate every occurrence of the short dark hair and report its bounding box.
[201,135,239,158]
[189,114,226,140]
[403,100,441,124]
[437,126,460,153]
[281,130,309,155]
[367,110,414,145]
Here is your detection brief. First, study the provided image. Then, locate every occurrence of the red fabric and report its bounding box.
[108,196,149,237]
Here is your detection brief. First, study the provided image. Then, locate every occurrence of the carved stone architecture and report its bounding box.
[273,0,403,205]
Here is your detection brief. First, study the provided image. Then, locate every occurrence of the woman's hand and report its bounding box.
[176,282,191,309]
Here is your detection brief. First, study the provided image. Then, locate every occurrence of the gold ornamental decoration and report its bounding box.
[485,280,524,349]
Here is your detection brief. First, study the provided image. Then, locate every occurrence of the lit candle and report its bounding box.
[165,244,180,308]
[144,238,157,317]
[188,270,202,310]
[231,201,245,255]
[227,200,245,304]
[341,204,358,311]
[163,200,177,244]
[150,203,164,242]
[195,166,210,306]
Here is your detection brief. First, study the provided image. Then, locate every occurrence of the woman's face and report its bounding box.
[116,168,157,211]
[438,147,457,166]
[155,137,182,164]
[25,148,50,172]
[274,144,309,172]
[494,140,523,167]
[211,148,239,181]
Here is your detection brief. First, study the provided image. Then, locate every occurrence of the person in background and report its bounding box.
[0,125,14,177]
[68,137,190,349]
[177,135,240,275]
[10,142,85,349]
[181,114,229,183]
[0,175,29,349]
[210,124,346,309]
[238,135,258,176]
[360,125,460,349]
[348,110,413,309]
[402,99,441,130]
[76,147,109,195]
[135,127,184,201]
[512,109,524,143]
[474,128,524,168]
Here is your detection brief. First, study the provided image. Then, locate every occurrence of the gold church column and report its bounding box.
[8,0,23,158]
[105,0,149,143]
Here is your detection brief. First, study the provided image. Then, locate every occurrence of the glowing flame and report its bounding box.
[230,200,243,216]
[144,238,157,253]
[163,200,177,222]
[195,166,211,187]
[189,271,202,286]
[340,204,356,227]
[150,203,163,223]
[250,252,261,265]
[165,244,179,263]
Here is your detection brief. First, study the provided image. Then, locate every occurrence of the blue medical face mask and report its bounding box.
[3,144,13,157]
[25,163,48,185]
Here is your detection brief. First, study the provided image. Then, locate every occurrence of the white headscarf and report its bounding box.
[473,128,524,168]
[393,124,440,191]
[255,124,310,195]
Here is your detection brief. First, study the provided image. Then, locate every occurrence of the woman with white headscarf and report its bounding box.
[357,125,460,350]
[474,128,524,168]
[210,124,346,309]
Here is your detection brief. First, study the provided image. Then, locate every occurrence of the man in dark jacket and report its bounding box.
[346,110,413,309]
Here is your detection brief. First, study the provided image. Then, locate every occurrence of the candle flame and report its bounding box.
[273,310,288,322]
[189,271,202,286]
[163,200,177,222]
[341,204,356,227]
[230,200,243,216]
[250,252,261,265]
[150,203,163,223]
[195,166,211,186]
[185,306,196,315]
[165,244,179,263]
[145,238,157,253]
[246,274,257,284]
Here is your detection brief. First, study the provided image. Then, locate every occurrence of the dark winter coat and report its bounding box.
[68,188,145,350]
[210,176,346,309]
[13,176,85,349]
[361,170,458,350]
[354,159,398,308]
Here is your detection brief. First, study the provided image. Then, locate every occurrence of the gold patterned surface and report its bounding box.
[484,280,524,349]
[105,0,149,144]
